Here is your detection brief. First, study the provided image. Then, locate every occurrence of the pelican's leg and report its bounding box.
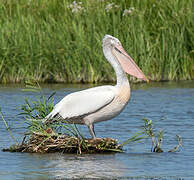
[88,124,96,139]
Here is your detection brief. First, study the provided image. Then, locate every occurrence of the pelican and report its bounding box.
[45,35,148,139]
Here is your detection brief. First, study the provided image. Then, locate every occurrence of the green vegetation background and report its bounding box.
[0,0,193,83]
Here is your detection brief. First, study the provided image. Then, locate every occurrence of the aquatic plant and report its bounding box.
[19,81,84,138]
[142,118,182,153]
[20,81,55,133]
[142,118,164,152]
[0,0,193,83]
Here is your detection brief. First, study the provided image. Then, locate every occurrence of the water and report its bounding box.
[0,81,194,179]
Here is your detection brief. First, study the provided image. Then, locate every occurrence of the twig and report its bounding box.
[0,111,18,145]
[168,135,182,152]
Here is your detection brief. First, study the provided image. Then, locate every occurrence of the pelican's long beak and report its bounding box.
[112,44,149,82]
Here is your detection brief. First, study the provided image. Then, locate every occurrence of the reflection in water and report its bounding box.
[29,153,127,179]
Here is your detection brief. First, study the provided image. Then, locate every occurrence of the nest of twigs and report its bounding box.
[3,129,123,154]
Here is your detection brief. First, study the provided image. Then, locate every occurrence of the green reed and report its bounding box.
[0,0,193,83]
[20,80,87,139]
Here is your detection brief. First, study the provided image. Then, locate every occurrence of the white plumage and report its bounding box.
[44,35,148,138]
[46,86,115,120]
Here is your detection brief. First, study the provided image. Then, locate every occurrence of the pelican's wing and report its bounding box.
[46,86,115,120]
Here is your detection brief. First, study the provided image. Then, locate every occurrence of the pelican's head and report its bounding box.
[103,35,121,48]
[103,34,149,82]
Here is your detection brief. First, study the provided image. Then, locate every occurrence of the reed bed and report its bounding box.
[0,0,193,83]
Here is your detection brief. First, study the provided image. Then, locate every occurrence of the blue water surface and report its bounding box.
[0,81,194,179]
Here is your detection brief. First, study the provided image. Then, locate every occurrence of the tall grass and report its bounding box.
[0,0,193,83]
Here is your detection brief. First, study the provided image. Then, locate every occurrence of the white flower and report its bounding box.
[105,3,114,12]
[122,7,135,16]
[105,3,120,12]
[68,1,85,13]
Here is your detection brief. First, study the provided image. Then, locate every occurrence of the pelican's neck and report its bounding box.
[103,46,130,88]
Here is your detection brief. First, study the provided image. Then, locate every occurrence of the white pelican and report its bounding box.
[45,35,148,139]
